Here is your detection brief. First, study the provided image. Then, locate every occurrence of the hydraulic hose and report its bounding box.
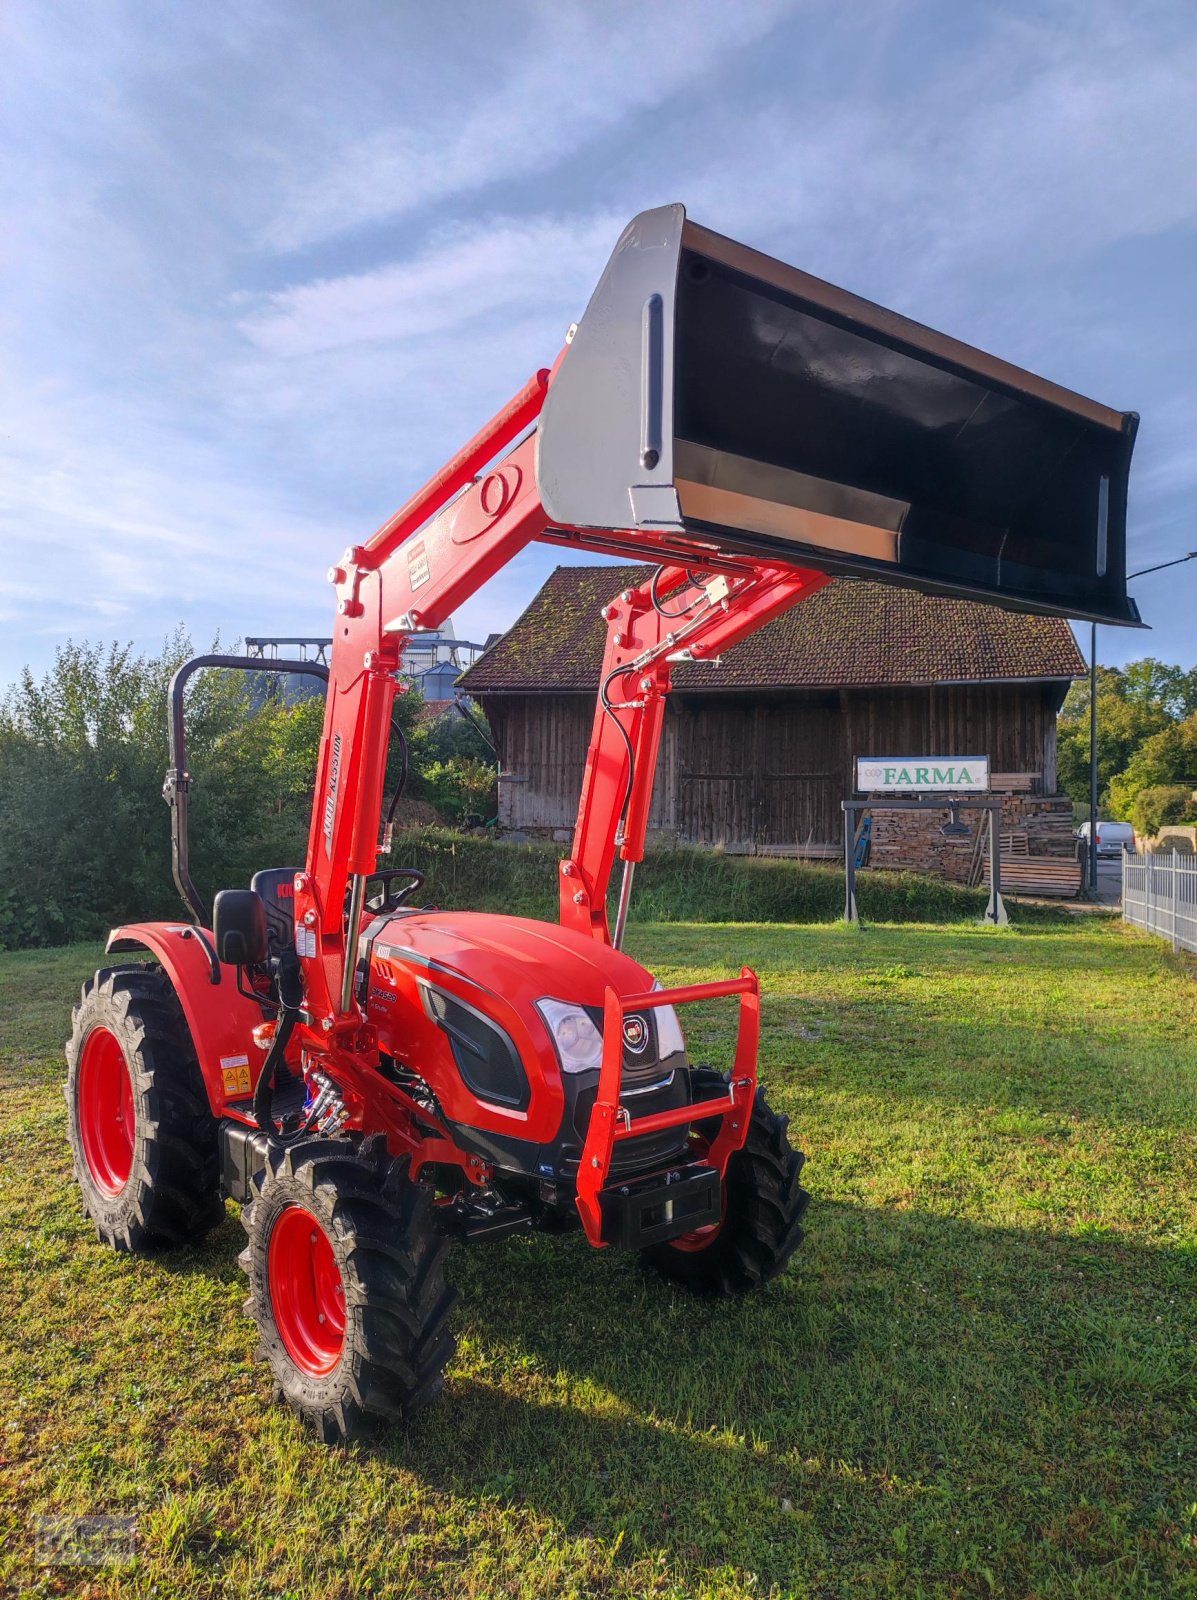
[254,946,304,1146]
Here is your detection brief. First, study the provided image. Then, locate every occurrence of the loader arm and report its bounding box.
[295,376,832,1021]
[558,562,831,943]
[291,201,1138,1030]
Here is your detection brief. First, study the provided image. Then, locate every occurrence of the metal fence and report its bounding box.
[1122,851,1197,953]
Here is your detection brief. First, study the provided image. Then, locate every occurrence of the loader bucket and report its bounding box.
[537,205,1140,626]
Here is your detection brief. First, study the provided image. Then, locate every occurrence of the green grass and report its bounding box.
[2,920,1196,1598]
[399,827,1054,926]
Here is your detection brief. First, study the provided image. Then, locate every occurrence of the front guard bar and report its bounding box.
[575,968,761,1245]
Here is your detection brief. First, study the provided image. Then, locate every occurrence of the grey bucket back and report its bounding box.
[536,204,1140,627]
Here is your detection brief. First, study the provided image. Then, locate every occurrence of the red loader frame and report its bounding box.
[111,367,828,1243]
[107,201,1137,1247]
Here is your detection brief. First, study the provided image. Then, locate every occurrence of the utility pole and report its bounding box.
[1089,550,1197,896]
[1089,621,1098,894]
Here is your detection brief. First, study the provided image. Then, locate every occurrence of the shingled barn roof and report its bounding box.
[459,566,1087,694]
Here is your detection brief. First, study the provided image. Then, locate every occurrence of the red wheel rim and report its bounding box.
[267,1206,346,1376]
[669,1215,724,1253]
[77,1027,135,1196]
[668,1134,724,1252]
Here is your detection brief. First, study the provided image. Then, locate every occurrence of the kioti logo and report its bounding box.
[622,1016,649,1054]
[322,733,342,857]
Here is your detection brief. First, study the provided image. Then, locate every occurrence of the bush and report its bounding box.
[1132,784,1197,839]
[0,636,322,949]
[418,758,498,827]
[1106,710,1197,822]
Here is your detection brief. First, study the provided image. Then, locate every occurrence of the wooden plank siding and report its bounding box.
[479,683,1062,850]
[672,693,845,850]
[840,684,1061,795]
[487,697,676,835]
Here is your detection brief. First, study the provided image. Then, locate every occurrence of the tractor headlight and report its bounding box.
[651,982,686,1058]
[535,998,604,1074]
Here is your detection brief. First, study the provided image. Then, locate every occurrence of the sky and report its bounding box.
[1,0,1195,689]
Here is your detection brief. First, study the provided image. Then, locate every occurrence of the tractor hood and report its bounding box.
[371,910,654,1010]
[537,204,1141,627]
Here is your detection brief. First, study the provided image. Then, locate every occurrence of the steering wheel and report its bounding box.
[364,868,426,915]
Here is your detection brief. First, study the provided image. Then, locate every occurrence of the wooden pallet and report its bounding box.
[990,772,1038,793]
[983,855,1082,898]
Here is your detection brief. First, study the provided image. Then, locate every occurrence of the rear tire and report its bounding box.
[640,1069,809,1295]
[238,1136,456,1442]
[65,965,223,1251]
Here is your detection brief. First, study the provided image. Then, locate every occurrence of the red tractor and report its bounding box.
[65,206,1139,1440]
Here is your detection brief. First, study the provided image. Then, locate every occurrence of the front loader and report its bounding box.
[65,205,1140,1440]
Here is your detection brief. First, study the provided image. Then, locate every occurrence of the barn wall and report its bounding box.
[480,682,1064,853]
[840,683,1061,793]
[671,692,844,851]
[486,696,675,836]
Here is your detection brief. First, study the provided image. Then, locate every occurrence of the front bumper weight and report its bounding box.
[599,1164,721,1249]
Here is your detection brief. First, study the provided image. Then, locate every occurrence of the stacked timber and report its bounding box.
[869,793,1077,885]
[866,812,975,879]
[983,855,1081,897]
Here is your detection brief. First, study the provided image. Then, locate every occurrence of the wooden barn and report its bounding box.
[459,566,1085,877]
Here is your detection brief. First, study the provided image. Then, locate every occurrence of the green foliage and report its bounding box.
[392,827,1053,926]
[1106,710,1197,821]
[1056,672,1171,805]
[381,693,497,822]
[1131,783,1197,838]
[417,758,498,826]
[1121,657,1197,718]
[0,636,506,949]
[1056,658,1195,814]
[0,637,321,949]
[419,701,495,766]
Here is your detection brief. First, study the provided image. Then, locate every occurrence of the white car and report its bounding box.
[1076,820,1135,857]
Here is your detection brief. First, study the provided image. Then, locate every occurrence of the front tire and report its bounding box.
[238,1137,456,1442]
[640,1070,809,1295]
[65,965,223,1251]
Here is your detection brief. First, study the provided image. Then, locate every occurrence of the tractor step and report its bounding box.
[443,1191,533,1242]
[218,1120,272,1205]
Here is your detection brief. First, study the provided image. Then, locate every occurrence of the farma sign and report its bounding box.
[856,756,990,794]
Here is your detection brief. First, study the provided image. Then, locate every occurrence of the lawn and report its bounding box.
[2,918,1196,1599]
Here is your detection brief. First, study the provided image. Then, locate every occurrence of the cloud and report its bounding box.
[674,4,1197,311]
[263,0,799,249]
[240,212,621,359]
[0,373,342,675]
[1,0,1194,679]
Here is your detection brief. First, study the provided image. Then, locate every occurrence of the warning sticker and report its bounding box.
[408,539,430,590]
[220,1054,251,1097]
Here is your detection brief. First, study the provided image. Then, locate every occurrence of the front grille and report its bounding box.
[570,1070,690,1177]
[583,1005,668,1087]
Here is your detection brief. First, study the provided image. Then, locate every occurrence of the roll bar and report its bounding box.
[164,654,330,924]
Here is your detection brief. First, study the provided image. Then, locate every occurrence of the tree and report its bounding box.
[0,636,490,949]
[0,637,325,949]
[1107,712,1197,822]
[1055,657,1196,811]
[1121,658,1197,719]
[1131,785,1197,838]
[1056,684,1171,805]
